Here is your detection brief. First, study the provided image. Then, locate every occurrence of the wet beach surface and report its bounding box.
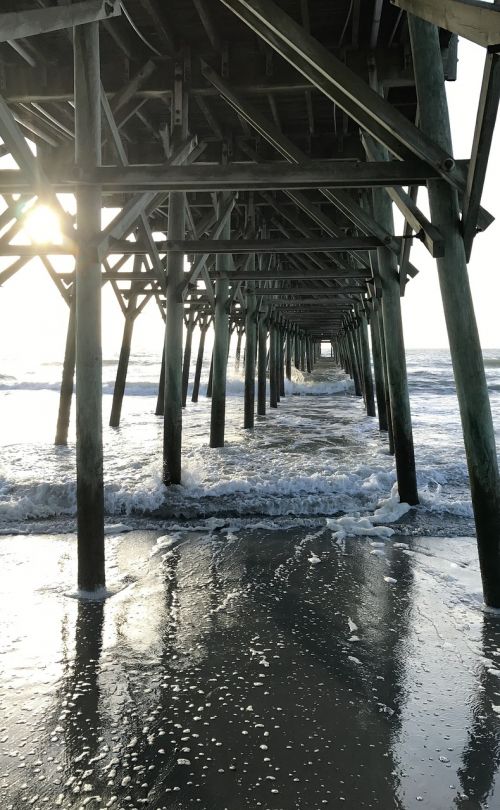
[1,527,500,810]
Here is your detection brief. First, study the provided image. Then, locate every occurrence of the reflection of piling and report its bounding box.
[457,616,500,805]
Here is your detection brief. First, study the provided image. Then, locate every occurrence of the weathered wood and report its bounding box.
[0,0,120,44]
[163,181,185,483]
[392,0,500,47]
[0,161,466,195]
[462,49,500,260]
[370,306,389,432]
[257,311,268,416]
[347,329,363,398]
[279,324,286,396]
[285,329,292,381]
[162,81,187,488]
[109,313,135,428]
[269,322,278,408]
[155,348,165,415]
[359,314,376,418]
[206,351,213,398]
[372,196,418,504]
[55,293,76,446]
[410,14,500,606]
[300,335,306,373]
[182,311,195,408]
[192,320,208,403]
[377,308,395,454]
[210,192,231,448]
[235,325,243,370]
[74,21,105,591]
[306,335,312,374]
[219,0,466,192]
[244,276,257,429]
[253,285,367,296]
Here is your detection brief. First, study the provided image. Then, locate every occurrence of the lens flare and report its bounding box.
[23,204,62,244]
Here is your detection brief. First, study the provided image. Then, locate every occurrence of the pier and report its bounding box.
[0,0,500,609]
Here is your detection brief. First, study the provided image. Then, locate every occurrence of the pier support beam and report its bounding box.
[244,275,257,428]
[285,328,292,381]
[182,311,195,408]
[155,348,165,416]
[347,329,362,397]
[359,313,376,417]
[74,20,104,590]
[257,309,267,415]
[163,62,187,485]
[110,260,141,429]
[210,191,231,447]
[235,324,243,371]
[410,15,500,605]
[370,305,388,432]
[378,310,395,454]
[306,335,312,373]
[269,320,278,408]
[163,184,185,482]
[55,292,76,446]
[372,190,418,505]
[192,317,208,403]
[279,322,286,396]
[109,311,134,428]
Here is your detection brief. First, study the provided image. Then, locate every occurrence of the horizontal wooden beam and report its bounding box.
[53,267,371,284]
[391,0,500,47]
[253,286,366,295]
[0,160,468,195]
[0,0,121,43]
[0,236,395,257]
[221,269,372,281]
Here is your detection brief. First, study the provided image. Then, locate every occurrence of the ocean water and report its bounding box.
[0,347,499,536]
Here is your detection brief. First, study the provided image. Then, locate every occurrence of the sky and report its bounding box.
[0,37,498,365]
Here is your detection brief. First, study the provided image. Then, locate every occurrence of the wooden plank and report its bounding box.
[391,0,500,47]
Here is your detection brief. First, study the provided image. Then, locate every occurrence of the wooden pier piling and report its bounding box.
[210,191,231,448]
[55,293,76,446]
[244,276,257,428]
[192,317,208,404]
[410,14,500,605]
[74,20,105,590]
[257,310,268,416]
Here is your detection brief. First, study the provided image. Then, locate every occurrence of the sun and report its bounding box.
[23,204,62,245]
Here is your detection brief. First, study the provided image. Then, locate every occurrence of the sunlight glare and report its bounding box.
[24,204,62,245]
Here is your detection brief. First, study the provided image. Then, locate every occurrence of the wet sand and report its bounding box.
[1,527,500,809]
